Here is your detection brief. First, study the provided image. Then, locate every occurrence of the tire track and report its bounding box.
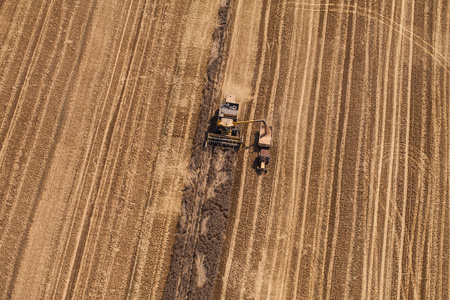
[443,3,450,298]
[250,2,304,298]
[361,0,393,297]
[1,0,448,298]
[253,3,301,298]
[219,0,272,296]
[305,2,349,298]
[57,1,142,298]
[287,2,450,71]
[1,1,98,298]
[0,0,31,98]
[74,0,159,296]
[342,1,373,297]
[52,0,192,298]
[431,3,449,294]
[278,4,319,298]
[405,2,434,297]
[237,0,286,298]
[14,1,99,297]
[0,0,57,226]
[0,0,55,236]
[82,1,169,297]
[0,0,75,295]
[0,0,38,101]
[392,1,418,296]
[134,2,221,297]
[417,2,434,297]
[58,3,221,292]
[133,2,217,297]
[61,0,153,297]
[49,2,137,297]
[123,1,184,296]
[396,1,415,298]
[427,2,443,294]
[379,0,407,296]
[445,4,450,296]
[0,0,54,161]
[215,0,449,298]
[0,1,20,50]
[1,0,217,297]
[321,0,358,297]
[306,3,351,298]
[41,3,127,296]
[365,0,397,297]
[219,2,292,298]
[294,2,348,298]
[290,0,331,297]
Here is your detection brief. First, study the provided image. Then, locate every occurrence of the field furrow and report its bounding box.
[0,0,448,299]
[0,0,220,298]
[215,0,450,299]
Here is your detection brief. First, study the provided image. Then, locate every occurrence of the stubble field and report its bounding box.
[0,0,449,299]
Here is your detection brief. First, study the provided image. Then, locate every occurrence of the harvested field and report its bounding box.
[0,0,449,300]
[215,0,450,299]
[0,0,221,298]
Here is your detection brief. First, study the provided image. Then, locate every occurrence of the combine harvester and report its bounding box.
[206,94,273,173]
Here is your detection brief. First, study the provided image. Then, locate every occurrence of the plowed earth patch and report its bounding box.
[163,1,238,299]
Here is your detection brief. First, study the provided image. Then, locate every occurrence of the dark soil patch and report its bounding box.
[162,1,236,299]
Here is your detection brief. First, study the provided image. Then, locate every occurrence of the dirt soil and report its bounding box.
[0,0,449,299]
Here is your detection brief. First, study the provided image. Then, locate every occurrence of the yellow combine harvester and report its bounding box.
[205,94,243,149]
[206,94,273,172]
